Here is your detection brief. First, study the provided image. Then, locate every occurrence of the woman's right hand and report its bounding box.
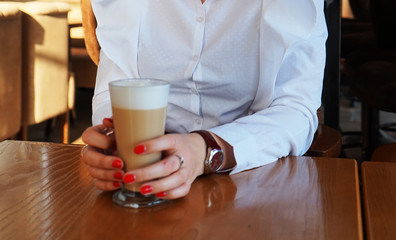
[81,118,125,191]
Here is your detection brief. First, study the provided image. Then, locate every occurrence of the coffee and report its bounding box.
[112,106,166,191]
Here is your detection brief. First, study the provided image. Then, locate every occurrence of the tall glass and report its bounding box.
[109,78,170,208]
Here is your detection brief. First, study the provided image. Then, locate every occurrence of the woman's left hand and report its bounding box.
[123,133,206,199]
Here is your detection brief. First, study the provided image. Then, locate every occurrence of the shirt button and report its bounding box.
[191,88,198,94]
[195,118,202,125]
[192,55,199,61]
[197,17,204,22]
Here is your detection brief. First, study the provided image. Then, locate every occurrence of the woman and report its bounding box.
[81,0,328,200]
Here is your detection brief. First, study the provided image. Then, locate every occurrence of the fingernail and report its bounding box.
[114,172,123,180]
[156,191,166,198]
[123,173,136,184]
[134,144,146,154]
[113,181,121,187]
[140,185,153,195]
[104,118,113,123]
[112,159,122,169]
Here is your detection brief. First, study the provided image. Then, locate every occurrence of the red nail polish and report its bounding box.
[140,185,153,194]
[123,174,136,184]
[113,182,121,187]
[114,172,123,180]
[134,144,146,154]
[112,159,122,169]
[104,118,113,124]
[156,192,166,198]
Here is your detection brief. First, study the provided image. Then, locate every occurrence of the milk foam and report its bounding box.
[109,79,169,110]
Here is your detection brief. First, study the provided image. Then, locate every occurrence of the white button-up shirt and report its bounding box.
[91,0,328,174]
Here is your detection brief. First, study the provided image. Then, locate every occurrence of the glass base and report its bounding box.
[112,189,166,208]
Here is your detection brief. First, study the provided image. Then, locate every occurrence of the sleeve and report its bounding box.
[90,0,143,125]
[210,0,328,174]
[91,50,130,125]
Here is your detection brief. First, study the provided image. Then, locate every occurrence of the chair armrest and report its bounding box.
[305,124,342,158]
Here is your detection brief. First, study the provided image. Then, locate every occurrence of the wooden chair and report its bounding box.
[305,111,342,157]
[80,0,342,157]
[68,0,97,89]
[0,3,22,141]
[310,0,342,157]
[16,1,72,143]
[371,143,396,162]
[81,0,99,66]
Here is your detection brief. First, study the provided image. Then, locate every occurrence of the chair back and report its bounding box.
[0,3,22,141]
[371,143,396,162]
[17,2,70,126]
[81,0,99,65]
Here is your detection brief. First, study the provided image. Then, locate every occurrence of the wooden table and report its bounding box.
[0,140,363,240]
[361,161,396,240]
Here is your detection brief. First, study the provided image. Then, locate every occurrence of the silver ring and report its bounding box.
[81,144,89,157]
[175,155,184,169]
[103,128,115,136]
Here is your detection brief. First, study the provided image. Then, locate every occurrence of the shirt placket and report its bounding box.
[186,4,206,129]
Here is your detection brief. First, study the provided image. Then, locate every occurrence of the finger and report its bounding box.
[93,178,122,191]
[86,165,124,182]
[137,134,178,154]
[159,182,191,199]
[82,146,123,170]
[124,155,182,184]
[140,168,193,199]
[148,180,191,200]
[102,117,114,128]
[81,125,114,150]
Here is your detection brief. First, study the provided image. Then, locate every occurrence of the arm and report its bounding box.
[210,0,328,174]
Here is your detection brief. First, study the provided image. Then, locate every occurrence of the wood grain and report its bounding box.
[361,161,396,240]
[0,140,363,240]
[0,141,98,239]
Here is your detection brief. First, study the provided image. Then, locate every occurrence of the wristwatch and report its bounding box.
[192,130,224,174]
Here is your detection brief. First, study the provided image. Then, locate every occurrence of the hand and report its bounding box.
[123,133,206,199]
[81,118,124,191]
[81,118,207,200]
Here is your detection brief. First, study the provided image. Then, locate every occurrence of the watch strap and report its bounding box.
[192,130,221,149]
[192,130,222,174]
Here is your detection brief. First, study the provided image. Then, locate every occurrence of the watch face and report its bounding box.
[209,149,224,172]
